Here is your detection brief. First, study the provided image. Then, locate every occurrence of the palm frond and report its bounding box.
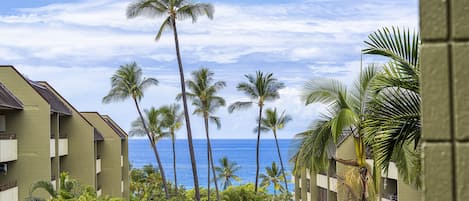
[177,3,214,23]
[227,101,253,113]
[302,78,347,105]
[363,27,420,84]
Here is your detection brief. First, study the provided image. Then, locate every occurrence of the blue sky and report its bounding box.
[0,0,418,139]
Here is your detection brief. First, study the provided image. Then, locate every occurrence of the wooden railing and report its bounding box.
[0,180,17,191]
[0,132,16,140]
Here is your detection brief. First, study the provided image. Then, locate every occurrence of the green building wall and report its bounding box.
[81,112,126,199]
[42,82,97,188]
[420,0,469,200]
[102,115,130,200]
[0,66,52,200]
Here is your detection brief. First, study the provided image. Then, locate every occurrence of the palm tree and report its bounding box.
[228,71,284,192]
[362,27,421,187]
[259,162,285,196]
[159,103,184,193]
[26,172,81,201]
[179,68,225,200]
[127,2,214,199]
[258,108,291,194]
[101,62,170,198]
[298,65,380,201]
[215,157,241,190]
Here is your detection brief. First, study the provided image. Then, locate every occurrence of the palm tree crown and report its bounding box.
[259,108,292,133]
[184,67,226,123]
[215,157,241,190]
[259,162,285,195]
[228,71,285,112]
[102,62,158,103]
[127,0,214,41]
[130,107,168,143]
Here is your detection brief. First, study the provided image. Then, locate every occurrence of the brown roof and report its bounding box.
[94,128,104,141]
[29,80,72,115]
[102,115,127,140]
[0,83,23,110]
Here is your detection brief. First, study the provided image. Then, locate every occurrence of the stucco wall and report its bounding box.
[420,0,469,200]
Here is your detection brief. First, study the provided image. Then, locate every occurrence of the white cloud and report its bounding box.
[0,0,419,139]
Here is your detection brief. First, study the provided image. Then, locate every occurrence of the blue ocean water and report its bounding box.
[129,139,296,192]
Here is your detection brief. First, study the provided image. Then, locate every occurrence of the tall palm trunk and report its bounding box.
[171,129,178,194]
[203,115,221,201]
[170,17,200,201]
[133,99,169,199]
[272,130,289,194]
[255,103,263,192]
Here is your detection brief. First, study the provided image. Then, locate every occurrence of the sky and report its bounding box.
[0,0,418,139]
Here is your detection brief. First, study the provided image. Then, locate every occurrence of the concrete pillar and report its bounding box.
[420,0,469,200]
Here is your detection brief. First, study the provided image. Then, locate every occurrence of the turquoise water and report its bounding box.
[129,139,296,192]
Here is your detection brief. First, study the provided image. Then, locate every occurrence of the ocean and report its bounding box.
[129,139,296,192]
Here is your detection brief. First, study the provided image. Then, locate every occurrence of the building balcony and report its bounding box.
[96,159,101,174]
[121,155,123,167]
[58,138,68,156]
[97,188,102,197]
[121,180,124,193]
[0,133,17,163]
[316,173,337,192]
[0,181,18,201]
[51,176,57,191]
[50,139,55,157]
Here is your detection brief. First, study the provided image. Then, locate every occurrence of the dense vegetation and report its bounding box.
[129,164,291,201]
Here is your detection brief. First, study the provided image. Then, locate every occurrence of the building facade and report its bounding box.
[0,65,129,201]
[293,136,421,201]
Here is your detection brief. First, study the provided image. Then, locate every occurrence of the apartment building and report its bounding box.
[81,112,129,199]
[293,135,421,201]
[0,65,129,201]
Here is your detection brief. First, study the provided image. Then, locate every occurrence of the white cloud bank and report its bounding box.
[0,0,418,138]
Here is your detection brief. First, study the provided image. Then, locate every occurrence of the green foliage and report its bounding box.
[259,162,285,195]
[215,157,241,190]
[363,27,422,188]
[25,172,122,201]
[102,62,158,103]
[220,184,269,201]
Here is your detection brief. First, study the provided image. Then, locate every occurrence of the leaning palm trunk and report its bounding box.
[272,130,289,194]
[133,99,169,198]
[204,115,221,200]
[171,129,178,194]
[255,104,263,192]
[170,17,201,200]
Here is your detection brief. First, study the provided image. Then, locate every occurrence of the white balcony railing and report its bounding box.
[96,159,101,174]
[50,139,55,157]
[97,189,102,197]
[0,183,18,201]
[58,139,68,156]
[121,180,124,193]
[316,174,338,192]
[51,180,57,191]
[121,155,123,167]
[0,136,17,162]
